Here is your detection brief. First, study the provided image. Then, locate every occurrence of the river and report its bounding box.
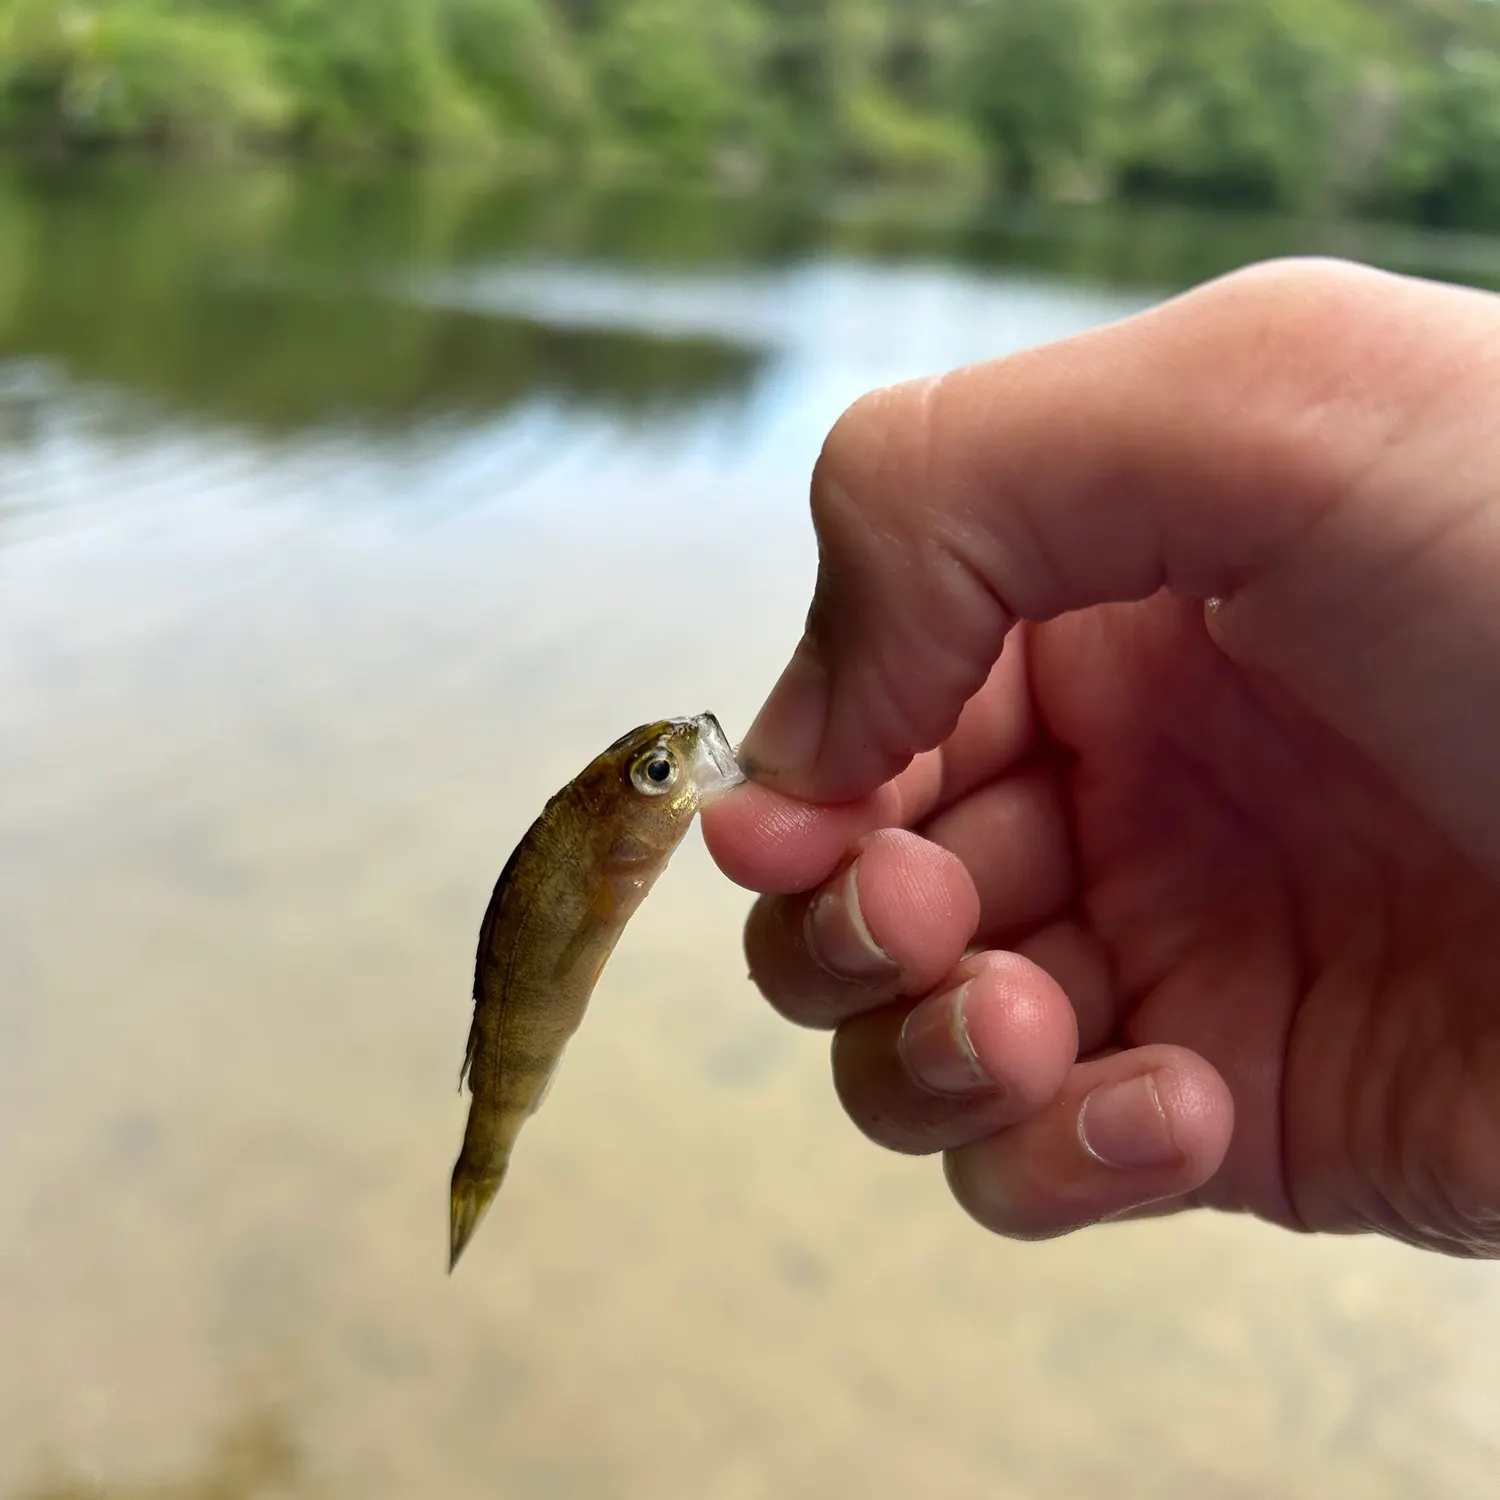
[2,163,1499,1499]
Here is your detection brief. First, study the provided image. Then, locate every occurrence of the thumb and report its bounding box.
[740,258,1500,831]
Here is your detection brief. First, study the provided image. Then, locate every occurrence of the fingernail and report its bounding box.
[740,635,828,784]
[1078,1074,1180,1170]
[804,859,896,983]
[897,983,994,1096]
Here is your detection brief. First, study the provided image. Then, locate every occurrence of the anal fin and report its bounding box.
[529,1049,566,1116]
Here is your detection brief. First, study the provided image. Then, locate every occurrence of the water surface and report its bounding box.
[3,166,1500,1499]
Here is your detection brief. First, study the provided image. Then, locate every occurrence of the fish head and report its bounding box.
[579,712,744,839]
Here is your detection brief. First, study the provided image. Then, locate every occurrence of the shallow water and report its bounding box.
[3,166,1500,1499]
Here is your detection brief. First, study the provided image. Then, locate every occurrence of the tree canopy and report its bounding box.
[0,0,1498,227]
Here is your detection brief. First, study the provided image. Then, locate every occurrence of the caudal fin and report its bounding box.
[449,1165,505,1273]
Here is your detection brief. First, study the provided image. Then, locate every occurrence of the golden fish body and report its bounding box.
[448,712,740,1270]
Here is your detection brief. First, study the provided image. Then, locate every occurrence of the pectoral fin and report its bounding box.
[550,883,621,986]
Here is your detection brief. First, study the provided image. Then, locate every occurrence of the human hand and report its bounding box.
[702,258,1500,1256]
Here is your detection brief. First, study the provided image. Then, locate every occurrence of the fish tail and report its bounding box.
[449,1161,507,1273]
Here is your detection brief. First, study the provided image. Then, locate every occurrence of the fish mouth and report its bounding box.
[686,712,744,803]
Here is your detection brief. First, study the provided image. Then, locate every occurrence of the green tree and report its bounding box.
[1106,0,1381,210]
[756,0,839,172]
[592,0,767,172]
[835,0,979,180]
[0,0,1499,232]
[1380,41,1500,228]
[440,0,593,152]
[263,0,487,153]
[0,0,287,151]
[958,0,1106,197]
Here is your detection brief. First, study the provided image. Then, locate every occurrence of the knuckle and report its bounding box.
[1155,256,1436,523]
[1185,256,1448,413]
[1194,257,1411,351]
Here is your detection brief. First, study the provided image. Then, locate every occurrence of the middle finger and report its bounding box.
[745,827,979,1029]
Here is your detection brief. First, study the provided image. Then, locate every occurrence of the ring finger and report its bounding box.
[830,950,1080,1154]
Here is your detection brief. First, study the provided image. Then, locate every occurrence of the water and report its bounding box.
[4,163,1500,1499]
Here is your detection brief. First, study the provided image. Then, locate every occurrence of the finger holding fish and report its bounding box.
[702,647,1036,895]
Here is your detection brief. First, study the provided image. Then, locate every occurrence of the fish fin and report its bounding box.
[528,1050,565,1116]
[550,883,619,986]
[449,1162,507,1273]
[457,1018,478,1093]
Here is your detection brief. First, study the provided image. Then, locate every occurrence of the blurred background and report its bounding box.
[3,3,1500,1498]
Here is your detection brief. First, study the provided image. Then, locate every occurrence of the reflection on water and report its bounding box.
[0,181,767,440]
[6,162,1500,447]
[4,166,1500,1499]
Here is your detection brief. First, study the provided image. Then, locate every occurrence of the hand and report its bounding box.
[702,258,1500,1256]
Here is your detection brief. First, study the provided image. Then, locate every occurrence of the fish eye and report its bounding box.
[631,750,679,796]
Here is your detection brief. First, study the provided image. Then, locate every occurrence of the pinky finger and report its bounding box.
[943,1045,1233,1240]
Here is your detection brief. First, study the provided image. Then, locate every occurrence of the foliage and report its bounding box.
[591,0,766,172]
[959,0,1107,198]
[1104,0,1375,209]
[1373,12,1500,226]
[441,0,592,152]
[262,0,488,153]
[0,0,1498,228]
[0,1,289,150]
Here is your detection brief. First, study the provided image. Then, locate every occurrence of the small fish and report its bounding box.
[448,711,742,1271]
